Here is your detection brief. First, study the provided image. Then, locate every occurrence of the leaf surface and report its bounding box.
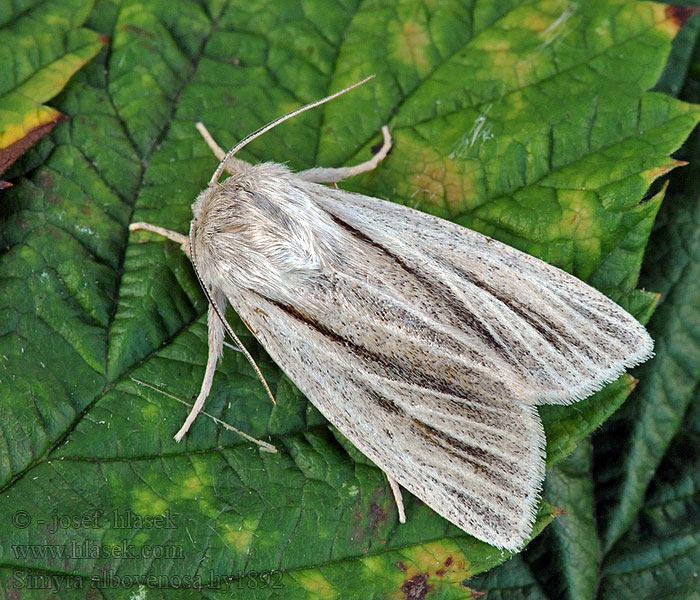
[0,0,104,185]
[0,1,697,597]
[469,7,700,600]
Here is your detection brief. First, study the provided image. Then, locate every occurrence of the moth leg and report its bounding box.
[195,122,249,175]
[129,222,189,257]
[174,289,226,442]
[297,126,392,183]
[387,474,407,524]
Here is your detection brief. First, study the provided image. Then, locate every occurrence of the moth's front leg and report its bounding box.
[174,287,226,442]
[196,122,250,176]
[129,222,189,256]
[297,126,392,183]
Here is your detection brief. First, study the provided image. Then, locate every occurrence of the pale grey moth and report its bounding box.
[130,77,653,551]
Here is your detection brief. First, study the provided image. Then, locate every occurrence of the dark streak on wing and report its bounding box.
[411,418,527,499]
[328,214,522,368]
[444,261,597,361]
[411,418,483,469]
[358,382,405,416]
[263,294,539,518]
[265,297,495,408]
[428,473,512,533]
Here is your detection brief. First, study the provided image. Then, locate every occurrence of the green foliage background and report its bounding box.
[1,1,699,598]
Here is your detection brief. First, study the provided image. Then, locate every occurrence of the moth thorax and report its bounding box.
[190,169,341,297]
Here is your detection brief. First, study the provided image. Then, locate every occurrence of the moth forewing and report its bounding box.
[129,80,653,551]
[311,186,654,407]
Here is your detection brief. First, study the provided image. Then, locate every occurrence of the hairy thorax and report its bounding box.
[190,162,354,303]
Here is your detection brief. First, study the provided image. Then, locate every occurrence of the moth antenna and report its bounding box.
[188,223,277,407]
[130,378,276,453]
[209,74,376,184]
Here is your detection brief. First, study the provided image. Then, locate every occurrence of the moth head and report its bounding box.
[188,75,375,301]
[189,168,349,307]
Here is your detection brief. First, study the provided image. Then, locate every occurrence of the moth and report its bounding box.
[130,77,653,550]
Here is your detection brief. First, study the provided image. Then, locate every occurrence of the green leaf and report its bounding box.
[469,7,700,600]
[470,442,599,600]
[0,1,697,598]
[0,0,105,185]
[593,10,700,595]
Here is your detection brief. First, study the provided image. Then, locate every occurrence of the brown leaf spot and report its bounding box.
[0,114,68,177]
[120,24,157,38]
[369,502,388,529]
[351,488,391,545]
[665,5,700,28]
[5,575,22,599]
[405,145,477,214]
[390,21,430,72]
[38,170,54,188]
[644,161,687,184]
[396,561,407,572]
[401,574,432,600]
[444,556,453,567]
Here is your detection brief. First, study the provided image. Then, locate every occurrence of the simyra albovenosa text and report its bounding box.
[130,77,653,550]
